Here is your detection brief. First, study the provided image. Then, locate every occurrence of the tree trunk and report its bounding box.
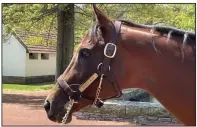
[55,4,74,81]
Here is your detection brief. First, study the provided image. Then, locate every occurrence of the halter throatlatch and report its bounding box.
[57,21,122,124]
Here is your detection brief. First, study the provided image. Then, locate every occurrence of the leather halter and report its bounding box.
[57,21,122,108]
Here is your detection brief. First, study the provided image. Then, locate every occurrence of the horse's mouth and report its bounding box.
[53,103,74,124]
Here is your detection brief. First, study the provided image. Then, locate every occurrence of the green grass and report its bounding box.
[2,83,54,91]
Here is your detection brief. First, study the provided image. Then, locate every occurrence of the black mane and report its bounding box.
[118,19,196,41]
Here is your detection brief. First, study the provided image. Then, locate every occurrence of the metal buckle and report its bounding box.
[104,43,117,58]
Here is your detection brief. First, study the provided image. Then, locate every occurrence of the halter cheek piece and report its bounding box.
[57,21,122,108]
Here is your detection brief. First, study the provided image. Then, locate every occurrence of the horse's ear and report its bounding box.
[92,4,112,25]
[92,4,112,42]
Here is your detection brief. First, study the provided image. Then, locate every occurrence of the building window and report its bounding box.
[41,53,49,60]
[29,53,38,59]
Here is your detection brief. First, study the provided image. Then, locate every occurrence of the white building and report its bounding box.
[2,31,57,84]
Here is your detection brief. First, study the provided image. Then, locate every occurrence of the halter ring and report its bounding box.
[97,63,111,72]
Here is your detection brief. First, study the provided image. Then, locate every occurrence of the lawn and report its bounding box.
[2,83,54,91]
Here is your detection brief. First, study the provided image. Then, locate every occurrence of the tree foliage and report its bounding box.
[3,4,195,47]
[2,4,58,46]
[74,4,195,44]
[3,4,57,31]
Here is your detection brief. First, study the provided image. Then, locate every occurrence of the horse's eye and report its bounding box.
[80,48,91,58]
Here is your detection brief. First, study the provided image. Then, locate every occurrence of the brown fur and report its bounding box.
[45,5,195,125]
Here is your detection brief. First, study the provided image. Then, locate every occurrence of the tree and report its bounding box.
[56,4,74,80]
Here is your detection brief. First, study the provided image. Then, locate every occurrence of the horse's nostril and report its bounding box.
[44,100,57,121]
[44,100,51,113]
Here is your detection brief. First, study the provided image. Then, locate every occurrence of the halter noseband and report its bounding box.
[57,21,122,108]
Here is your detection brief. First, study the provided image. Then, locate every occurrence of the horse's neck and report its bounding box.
[114,25,195,125]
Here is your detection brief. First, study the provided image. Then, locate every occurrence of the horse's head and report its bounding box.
[44,5,124,124]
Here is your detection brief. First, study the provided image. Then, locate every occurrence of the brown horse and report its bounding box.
[44,5,196,125]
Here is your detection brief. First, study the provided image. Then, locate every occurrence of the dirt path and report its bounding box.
[2,91,135,125]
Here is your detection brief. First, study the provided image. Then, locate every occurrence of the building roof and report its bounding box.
[27,46,56,53]
[11,29,57,53]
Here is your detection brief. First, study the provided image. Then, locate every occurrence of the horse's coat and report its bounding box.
[44,5,195,125]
